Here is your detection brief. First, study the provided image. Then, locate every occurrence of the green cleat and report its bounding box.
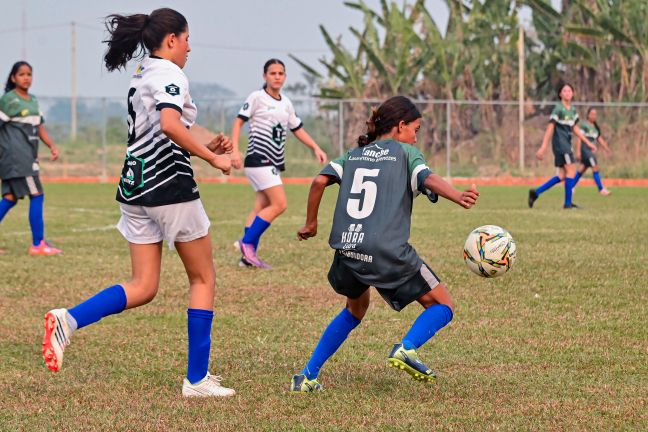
[290,374,323,393]
[387,343,436,383]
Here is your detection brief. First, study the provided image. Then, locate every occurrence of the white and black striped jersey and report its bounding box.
[116,56,199,206]
[237,89,302,171]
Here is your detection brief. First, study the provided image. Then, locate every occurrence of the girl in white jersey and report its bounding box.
[231,59,327,268]
[41,8,235,398]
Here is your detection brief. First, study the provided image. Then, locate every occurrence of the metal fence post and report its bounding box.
[446,101,451,180]
[338,100,344,156]
[101,97,107,182]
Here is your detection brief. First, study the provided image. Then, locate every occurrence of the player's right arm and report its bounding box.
[423,174,479,209]
[574,136,582,161]
[297,174,336,240]
[537,122,554,160]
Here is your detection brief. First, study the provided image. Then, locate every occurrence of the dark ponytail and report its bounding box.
[587,107,601,135]
[262,58,285,89]
[357,96,421,147]
[103,8,187,72]
[4,61,32,93]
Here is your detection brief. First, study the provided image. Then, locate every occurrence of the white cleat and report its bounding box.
[42,308,72,372]
[182,373,236,398]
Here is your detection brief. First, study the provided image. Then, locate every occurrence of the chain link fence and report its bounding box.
[35,96,648,180]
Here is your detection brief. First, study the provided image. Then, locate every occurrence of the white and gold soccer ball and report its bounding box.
[463,225,516,278]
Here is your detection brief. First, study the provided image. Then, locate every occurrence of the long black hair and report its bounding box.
[4,61,32,93]
[262,58,285,89]
[587,107,601,135]
[103,8,188,72]
[357,96,421,146]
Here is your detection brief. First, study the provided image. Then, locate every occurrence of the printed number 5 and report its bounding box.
[346,168,379,219]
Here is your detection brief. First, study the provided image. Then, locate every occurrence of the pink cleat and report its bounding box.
[599,188,611,196]
[29,240,62,256]
[238,240,272,269]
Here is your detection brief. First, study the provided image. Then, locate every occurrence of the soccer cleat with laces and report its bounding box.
[182,373,236,397]
[238,239,272,269]
[388,343,436,383]
[29,240,62,256]
[42,309,73,372]
[290,374,323,393]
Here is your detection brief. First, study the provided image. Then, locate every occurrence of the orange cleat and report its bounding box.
[29,240,62,256]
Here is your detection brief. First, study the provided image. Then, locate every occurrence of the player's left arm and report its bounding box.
[297,174,336,240]
[597,135,612,154]
[573,125,596,152]
[423,173,479,209]
[292,128,327,164]
[38,125,59,161]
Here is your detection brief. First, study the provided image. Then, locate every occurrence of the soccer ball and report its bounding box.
[463,225,516,278]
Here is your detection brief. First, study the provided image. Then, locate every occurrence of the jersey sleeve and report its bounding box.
[403,144,437,202]
[237,92,258,122]
[152,69,189,114]
[0,94,8,127]
[549,105,561,124]
[319,151,350,183]
[287,99,303,132]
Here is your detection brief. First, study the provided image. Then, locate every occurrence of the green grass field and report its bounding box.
[0,184,646,431]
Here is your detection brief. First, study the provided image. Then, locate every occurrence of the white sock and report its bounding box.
[64,309,78,335]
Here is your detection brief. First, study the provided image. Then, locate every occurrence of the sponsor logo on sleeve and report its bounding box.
[165,84,180,96]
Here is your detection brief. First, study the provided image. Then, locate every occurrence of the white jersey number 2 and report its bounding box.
[346,168,380,219]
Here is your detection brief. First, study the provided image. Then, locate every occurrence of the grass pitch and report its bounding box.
[0,183,646,431]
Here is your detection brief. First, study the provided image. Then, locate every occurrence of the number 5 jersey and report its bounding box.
[320,140,435,288]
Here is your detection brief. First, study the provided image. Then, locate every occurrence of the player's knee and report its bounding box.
[130,279,159,305]
[2,193,16,202]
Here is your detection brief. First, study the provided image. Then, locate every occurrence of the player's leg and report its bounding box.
[240,185,286,268]
[591,163,610,195]
[243,191,270,250]
[564,162,578,208]
[291,256,368,392]
[529,169,563,208]
[573,163,587,188]
[0,192,17,223]
[42,242,161,372]
[175,234,235,397]
[388,265,451,383]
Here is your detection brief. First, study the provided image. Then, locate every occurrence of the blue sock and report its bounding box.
[0,198,17,223]
[302,308,361,380]
[593,172,604,191]
[187,308,214,384]
[68,285,127,329]
[242,216,270,248]
[29,194,45,246]
[243,226,259,251]
[536,176,561,196]
[564,177,576,207]
[402,304,453,350]
[573,171,583,187]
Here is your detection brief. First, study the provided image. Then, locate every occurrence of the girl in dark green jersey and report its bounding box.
[0,61,62,255]
[573,107,612,195]
[290,96,479,392]
[529,83,596,209]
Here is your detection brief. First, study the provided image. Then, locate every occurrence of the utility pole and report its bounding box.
[518,24,525,172]
[70,21,77,142]
[21,3,27,59]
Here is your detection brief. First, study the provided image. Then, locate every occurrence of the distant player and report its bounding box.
[573,107,611,195]
[231,59,327,268]
[0,61,62,255]
[290,96,479,392]
[42,8,235,397]
[529,83,596,209]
